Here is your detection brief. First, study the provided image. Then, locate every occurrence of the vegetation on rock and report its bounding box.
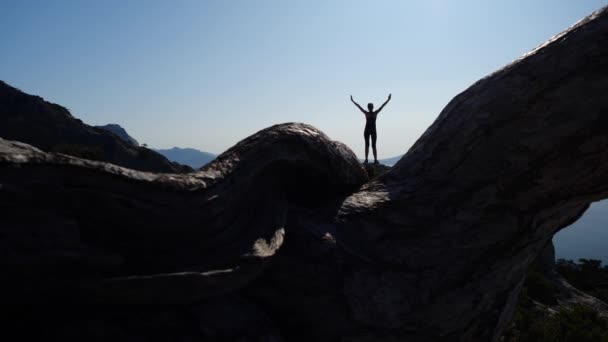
[504,259,608,342]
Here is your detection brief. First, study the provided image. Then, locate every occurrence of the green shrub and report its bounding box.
[525,267,558,305]
[505,304,608,342]
[550,305,608,342]
[591,289,608,303]
[557,258,608,301]
[503,259,608,342]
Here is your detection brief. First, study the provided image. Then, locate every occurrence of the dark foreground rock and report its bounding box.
[362,162,391,178]
[1,6,608,342]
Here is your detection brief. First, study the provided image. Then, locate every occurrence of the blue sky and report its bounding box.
[554,201,608,265]
[1,0,605,157]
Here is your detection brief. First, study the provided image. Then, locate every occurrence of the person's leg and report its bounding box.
[372,131,378,163]
[364,132,370,163]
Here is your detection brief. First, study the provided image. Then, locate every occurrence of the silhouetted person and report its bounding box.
[351,94,391,164]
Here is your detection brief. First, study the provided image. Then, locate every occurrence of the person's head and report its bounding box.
[367,103,374,111]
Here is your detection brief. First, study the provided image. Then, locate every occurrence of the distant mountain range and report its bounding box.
[1,78,391,172]
[359,155,403,166]
[379,155,403,166]
[94,124,217,170]
[154,147,216,169]
[0,80,190,173]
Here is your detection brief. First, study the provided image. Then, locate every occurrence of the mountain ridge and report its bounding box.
[96,123,139,146]
[94,123,216,169]
[154,147,216,169]
[0,80,191,173]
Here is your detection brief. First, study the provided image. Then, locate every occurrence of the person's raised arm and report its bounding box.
[376,93,392,114]
[350,95,367,114]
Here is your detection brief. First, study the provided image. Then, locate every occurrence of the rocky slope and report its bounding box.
[95,124,217,169]
[0,6,607,342]
[96,123,140,146]
[0,82,190,173]
[501,242,608,340]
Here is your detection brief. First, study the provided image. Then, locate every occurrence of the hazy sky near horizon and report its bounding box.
[1,1,605,157]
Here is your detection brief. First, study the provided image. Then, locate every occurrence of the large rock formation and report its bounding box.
[0,6,607,342]
[0,82,191,173]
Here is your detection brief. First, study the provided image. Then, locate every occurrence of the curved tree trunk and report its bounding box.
[1,6,607,342]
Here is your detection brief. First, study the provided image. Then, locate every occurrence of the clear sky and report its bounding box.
[1,0,605,157]
[554,201,608,265]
